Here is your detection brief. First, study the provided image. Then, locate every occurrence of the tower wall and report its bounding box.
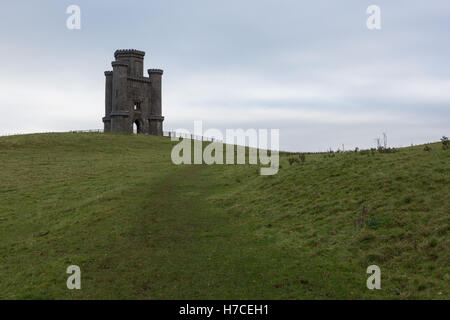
[111,61,130,132]
[114,49,145,77]
[103,71,113,132]
[148,69,164,136]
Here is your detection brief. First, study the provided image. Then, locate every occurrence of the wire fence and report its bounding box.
[163,130,223,143]
[69,129,104,133]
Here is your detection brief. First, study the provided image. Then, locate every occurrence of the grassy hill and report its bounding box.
[0,132,448,299]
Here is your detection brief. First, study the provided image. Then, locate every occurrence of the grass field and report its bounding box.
[0,132,448,299]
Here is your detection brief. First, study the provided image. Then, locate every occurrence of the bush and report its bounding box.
[366,216,382,230]
[441,136,449,150]
[424,145,432,152]
[326,150,336,158]
[299,153,306,163]
[359,150,370,156]
[377,147,397,154]
[288,157,299,165]
[428,238,438,248]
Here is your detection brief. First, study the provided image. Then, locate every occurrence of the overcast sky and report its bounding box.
[0,0,449,151]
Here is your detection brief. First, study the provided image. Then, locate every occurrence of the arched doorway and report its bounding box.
[133,120,142,134]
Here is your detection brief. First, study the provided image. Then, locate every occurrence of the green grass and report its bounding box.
[0,132,448,299]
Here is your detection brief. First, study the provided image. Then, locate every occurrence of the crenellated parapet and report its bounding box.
[114,49,145,59]
[127,76,151,83]
[111,61,129,67]
[148,69,164,75]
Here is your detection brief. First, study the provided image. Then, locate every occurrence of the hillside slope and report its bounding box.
[0,133,448,299]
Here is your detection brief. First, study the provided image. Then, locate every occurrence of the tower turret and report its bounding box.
[114,49,145,77]
[148,69,164,136]
[103,71,113,132]
[110,60,130,132]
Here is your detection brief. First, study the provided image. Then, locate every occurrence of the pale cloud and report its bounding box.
[166,105,406,125]
[165,71,450,109]
[0,77,101,134]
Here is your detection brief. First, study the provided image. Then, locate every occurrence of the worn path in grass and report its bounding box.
[121,163,360,299]
[121,163,304,299]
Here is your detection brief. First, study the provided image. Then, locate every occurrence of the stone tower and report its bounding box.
[103,49,164,135]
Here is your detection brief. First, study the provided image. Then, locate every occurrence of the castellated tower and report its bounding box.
[103,49,164,135]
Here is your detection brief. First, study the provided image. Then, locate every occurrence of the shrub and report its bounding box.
[428,238,438,248]
[424,145,432,152]
[299,153,306,163]
[288,157,299,165]
[377,147,397,154]
[441,136,449,150]
[366,216,382,230]
[359,150,370,156]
